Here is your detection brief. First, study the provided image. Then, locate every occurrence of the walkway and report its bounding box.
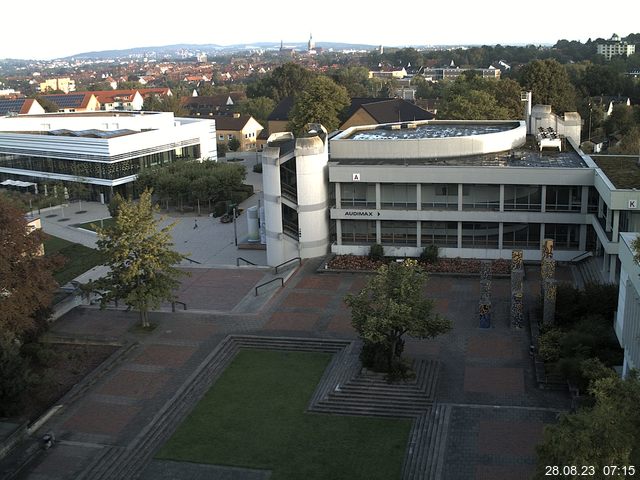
[5,260,570,480]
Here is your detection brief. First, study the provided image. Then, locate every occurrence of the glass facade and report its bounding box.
[0,145,200,181]
[421,221,458,246]
[544,223,580,249]
[461,222,500,248]
[341,220,376,245]
[380,184,417,209]
[421,184,458,210]
[504,185,542,211]
[381,221,416,245]
[279,159,297,202]
[341,182,376,208]
[503,223,541,248]
[546,186,581,212]
[462,184,500,211]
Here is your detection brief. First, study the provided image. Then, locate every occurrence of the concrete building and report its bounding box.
[262,125,330,267]
[39,77,76,94]
[597,34,636,60]
[0,111,216,201]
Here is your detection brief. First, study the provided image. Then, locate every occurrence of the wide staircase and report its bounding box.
[576,256,607,288]
[77,335,448,480]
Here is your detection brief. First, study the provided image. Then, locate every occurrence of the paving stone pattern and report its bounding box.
[10,261,573,480]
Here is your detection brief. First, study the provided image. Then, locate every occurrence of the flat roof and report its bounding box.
[332,136,587,168]
[345,122,518,140]
[592,155,640,189]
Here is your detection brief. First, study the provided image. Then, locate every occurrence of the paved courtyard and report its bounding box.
[7,259,570,480]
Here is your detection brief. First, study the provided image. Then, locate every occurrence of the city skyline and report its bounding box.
[2,0,638,60]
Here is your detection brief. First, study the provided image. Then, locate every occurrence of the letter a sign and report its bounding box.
[352,173,361,182]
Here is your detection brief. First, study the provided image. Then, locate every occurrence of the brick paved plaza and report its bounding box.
[11,259,571,480]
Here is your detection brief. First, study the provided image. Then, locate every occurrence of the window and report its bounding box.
[219,134,224,140]
[380,184,417,209]
[504,185,542,211]
[503,223,541,248]
[341,183,376,208]
[422,184,458,210]
[228,134,234,140]
[282,204,298,239]
[381,221,417,245]
[341,220,376,245]
[546,186,581,212]
[421,221,458,247]
[461,223,499,248]
[544,223,579,249]
[462,185,500,211]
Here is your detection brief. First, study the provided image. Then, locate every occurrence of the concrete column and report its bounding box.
[458,184,463,211]
[499,185,505,212]
[375,183,381,210]
[579,224,587,251]
[498,222,504,251]
[335,183,341,209]
[581,186,589,214]
[610,254,618,283]
[416,184,421,211]
[457,221,463,249]
[613,210,620,239]
[336,219,342,245]
[541,185,547,213]
[416,221,422,248]
[540,224,545,249]
[376,219,381,244]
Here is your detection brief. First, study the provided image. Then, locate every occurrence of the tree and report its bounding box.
[143,94,186,116]
[333,66,374,97]
[228,137,241,152]
[246,63,315,102]
[519,59,577,113]
[0,196,60,342]
[238,96,275,125]
[535,365,640,477]
[107,192,125,218]
[344,259,452,376]
[288,76,350,134]
[34,95,60,113]
[85,190,188,327]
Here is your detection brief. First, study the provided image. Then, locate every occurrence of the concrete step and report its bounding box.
[311,404,423,418]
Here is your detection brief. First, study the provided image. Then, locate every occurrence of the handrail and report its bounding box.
[569,251,593,263]
[237,257,257,266]
[255,277,284,296]
[185,257,202,264]
[274,257,301,274]
[171,301,187,312]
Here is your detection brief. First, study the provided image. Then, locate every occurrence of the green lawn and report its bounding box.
[76,217,115,232]
[43,235,105,285]
[157,349,411,480]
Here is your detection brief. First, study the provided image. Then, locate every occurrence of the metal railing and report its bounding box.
[255,277,284,296]
[236,257,257,266]
[274,257,301,274]
[172,301,187,312]
[569,251,593,263]
[185,257,202,264]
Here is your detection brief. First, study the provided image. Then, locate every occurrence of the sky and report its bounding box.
[2,0,639,60]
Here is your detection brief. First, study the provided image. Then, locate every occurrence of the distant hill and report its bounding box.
[65,42,381,59]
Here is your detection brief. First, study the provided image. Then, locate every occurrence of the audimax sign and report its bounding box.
[344,211,381,217]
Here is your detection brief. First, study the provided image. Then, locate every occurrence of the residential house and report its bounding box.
[214,113,263,151]
[39,77,76,93]
[38,93,100,112]
[0,98,45,116]
[597,34,636,60]
[266,96,295,135]
[340,98,435,130]
[93,90,144,111]
[182,93,245,117]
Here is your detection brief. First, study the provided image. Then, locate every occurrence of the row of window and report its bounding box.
[340,220,582,250]
[0,145,200,180]
[339,183,598,213]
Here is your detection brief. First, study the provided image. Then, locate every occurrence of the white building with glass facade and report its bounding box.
[0,111,216,201]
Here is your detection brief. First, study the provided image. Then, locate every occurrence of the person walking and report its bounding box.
[194,219,198,229]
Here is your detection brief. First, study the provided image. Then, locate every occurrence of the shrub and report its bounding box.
[419,245,439,263]
[538,328,563,362]
[213,201,227,217]
[368,243,384,261]
[0,340,36,416]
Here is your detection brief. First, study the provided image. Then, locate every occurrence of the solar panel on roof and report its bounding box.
[42,94,86,109]
[0,99,26,115]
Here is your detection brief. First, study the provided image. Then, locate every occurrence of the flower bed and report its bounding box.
[327,255,510,275]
